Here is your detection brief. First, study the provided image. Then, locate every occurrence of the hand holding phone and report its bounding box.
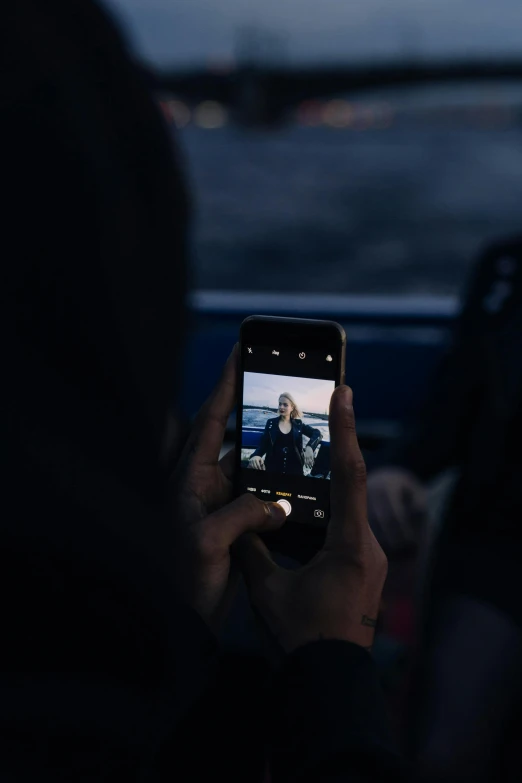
[236,385,388,654]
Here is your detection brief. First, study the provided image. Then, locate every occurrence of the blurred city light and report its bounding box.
[295,99,398,130]
[164,99,191,129]
[322,99,354,128]
[194,101,228,129]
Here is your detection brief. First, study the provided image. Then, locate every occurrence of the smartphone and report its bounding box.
[235,316,346,559]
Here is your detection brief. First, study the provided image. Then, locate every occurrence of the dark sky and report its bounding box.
[106,0,522,66]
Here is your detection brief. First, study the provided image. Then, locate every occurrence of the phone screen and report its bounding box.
[236,317,345,530]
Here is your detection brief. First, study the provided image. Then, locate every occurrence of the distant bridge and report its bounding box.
[152,57,522,124]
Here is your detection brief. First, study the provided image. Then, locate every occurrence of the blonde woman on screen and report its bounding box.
[248,393,322,475]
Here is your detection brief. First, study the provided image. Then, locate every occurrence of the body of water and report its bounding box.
[182,122,522,296]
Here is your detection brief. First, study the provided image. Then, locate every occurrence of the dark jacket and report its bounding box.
[251,417,323,466]
[1,2,400,781]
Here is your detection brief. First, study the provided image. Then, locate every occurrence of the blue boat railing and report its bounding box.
[182,290,459,446]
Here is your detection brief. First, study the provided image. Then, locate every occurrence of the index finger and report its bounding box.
[183,344,238,466]
[327,386,369,546]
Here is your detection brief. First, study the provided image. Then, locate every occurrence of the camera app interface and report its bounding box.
[240,345,336,524]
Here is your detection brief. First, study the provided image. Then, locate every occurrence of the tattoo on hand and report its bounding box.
[361,615,377,628]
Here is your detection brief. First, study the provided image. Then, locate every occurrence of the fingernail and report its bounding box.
[228,343,238,361]
[267,502,287,522]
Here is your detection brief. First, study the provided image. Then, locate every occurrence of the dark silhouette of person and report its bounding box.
[2,2,399,782]
[368,239,522,781]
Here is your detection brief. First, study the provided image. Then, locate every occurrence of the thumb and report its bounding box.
[328,385,369,547]
[202,493,286,551]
